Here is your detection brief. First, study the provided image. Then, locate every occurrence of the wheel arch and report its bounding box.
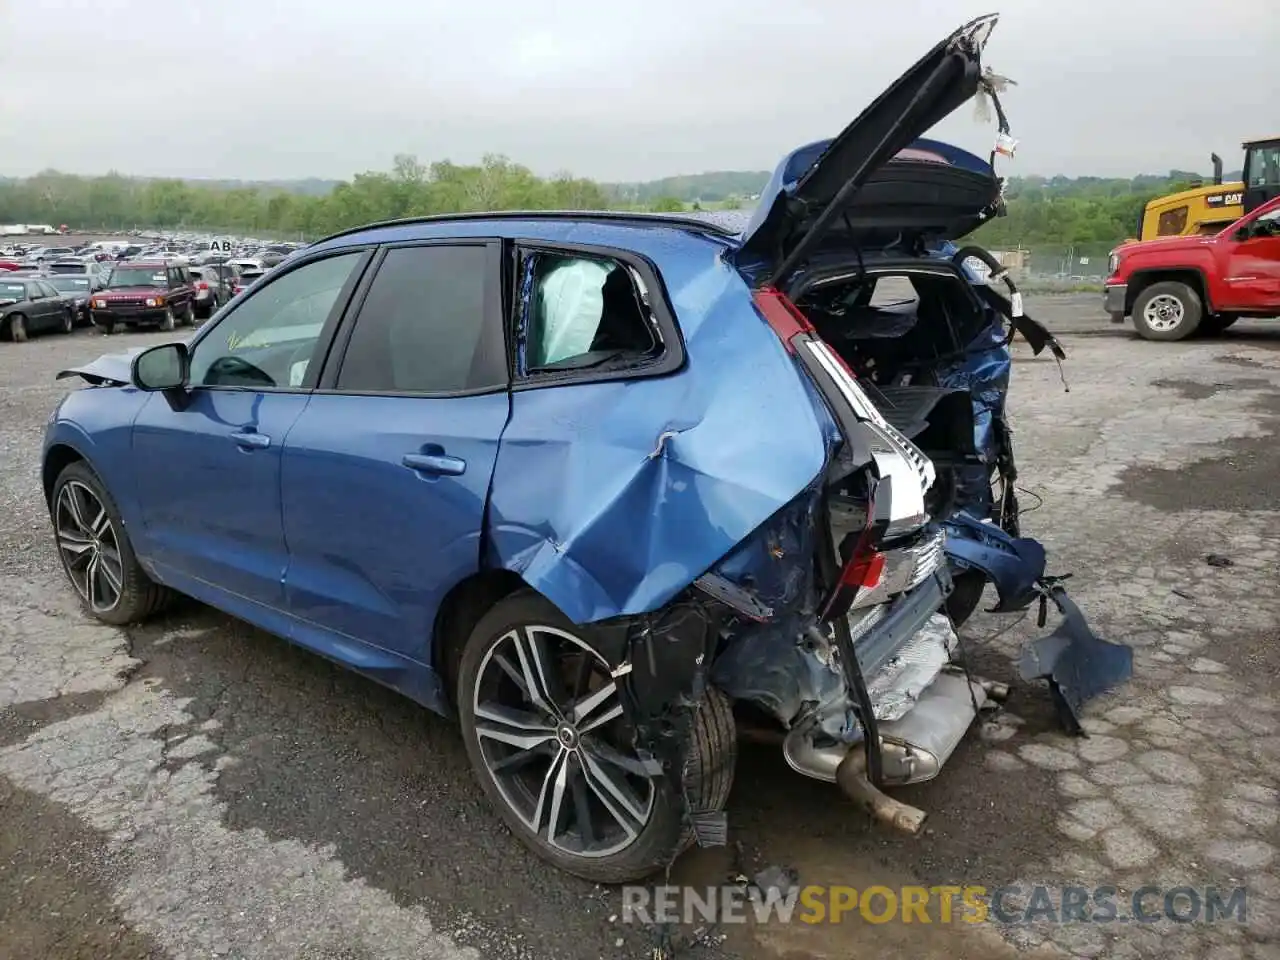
[430,568,531,712]
[42,442,89,507]
[1125,267,1213,315]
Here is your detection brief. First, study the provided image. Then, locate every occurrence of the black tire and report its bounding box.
[457,589,735,883]
[1198,314,1239,335]
[159,306,176,332]
[51,460,172,626]
[60,308,74,334]
[1132,280,1202,341]
[945,570,987,626]
[182,302,195,326]
[5,312,28,343]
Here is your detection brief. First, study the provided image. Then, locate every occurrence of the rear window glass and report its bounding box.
[526,254,657,371]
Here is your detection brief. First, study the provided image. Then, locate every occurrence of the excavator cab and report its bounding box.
[1243,137,1280,214]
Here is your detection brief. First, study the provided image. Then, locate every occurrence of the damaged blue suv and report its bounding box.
[44,15,1129,883]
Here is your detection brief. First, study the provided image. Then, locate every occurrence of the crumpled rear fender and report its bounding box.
[485,256,839,625]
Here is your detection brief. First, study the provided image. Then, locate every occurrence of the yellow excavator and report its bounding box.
[1132,136,1280,241]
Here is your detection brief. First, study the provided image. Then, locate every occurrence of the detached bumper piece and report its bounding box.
[1018,586,1134,735]
[942,514,1134,733]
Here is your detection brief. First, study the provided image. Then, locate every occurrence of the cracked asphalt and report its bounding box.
[2,298,1279,960]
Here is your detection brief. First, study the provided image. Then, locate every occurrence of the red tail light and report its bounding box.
[196,281,208,290]
[819,499,886,622]
[752,287,814,353]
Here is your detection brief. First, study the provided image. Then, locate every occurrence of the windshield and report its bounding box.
[48,262,88,275]
[107,267,167,287]
[48,277,91,292]
[0,283,27,300]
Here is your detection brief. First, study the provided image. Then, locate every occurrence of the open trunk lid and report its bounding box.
[738,14,1007,287]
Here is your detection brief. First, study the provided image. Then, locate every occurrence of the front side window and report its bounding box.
[525,253,658,371]
[335,244,496,394]
[189,252,362,389]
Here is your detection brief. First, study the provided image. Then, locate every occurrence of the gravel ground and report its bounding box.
[1,298,1279,960]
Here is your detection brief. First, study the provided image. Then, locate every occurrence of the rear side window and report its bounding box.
[335,245,498,394]
[526,254,658,370]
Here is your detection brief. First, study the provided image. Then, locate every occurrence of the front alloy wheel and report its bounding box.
[54,479,125,614]
[458,590,735,882]
[51,462,172,625]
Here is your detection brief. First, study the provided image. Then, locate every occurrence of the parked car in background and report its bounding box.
[230,266,265,296]
[1105,194,1280,340]
[23,246,77,266]
[189,265,230,318]
[90,261,197,333]
[46,259,107,279]
[43,274,100,326]
[0,276,75,341]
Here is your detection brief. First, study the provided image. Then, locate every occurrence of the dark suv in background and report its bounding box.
[90,261,197,333]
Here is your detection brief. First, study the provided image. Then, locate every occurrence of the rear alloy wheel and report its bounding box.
[159,306,176,332]
[1132,281,1202,341]
[5,312,28,343]
[182,302,196,326]
[52,462,172,625]
[458,590,735,883]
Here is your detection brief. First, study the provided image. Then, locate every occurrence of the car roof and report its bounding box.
[304,211,741,269]
[314,210,739,246]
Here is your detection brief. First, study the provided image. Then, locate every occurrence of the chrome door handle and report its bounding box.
[402,453,466,476]
[230,430,271,449]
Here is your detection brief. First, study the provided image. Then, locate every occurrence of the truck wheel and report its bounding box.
[1132,281,1202,341]
[1198,314,1238,336]
[181,302,195,326]
[457,589,736,883]
[159,307,176,332]
[5,313,28,343]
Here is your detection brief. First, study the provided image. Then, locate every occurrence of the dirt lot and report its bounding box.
[2,298,1279,960]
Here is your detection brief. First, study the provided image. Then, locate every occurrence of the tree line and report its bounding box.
[0,152,1205,246]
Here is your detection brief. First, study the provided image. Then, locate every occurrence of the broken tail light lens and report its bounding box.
[820,500,887,621]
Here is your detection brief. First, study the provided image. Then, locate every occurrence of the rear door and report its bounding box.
[279,240,509,666]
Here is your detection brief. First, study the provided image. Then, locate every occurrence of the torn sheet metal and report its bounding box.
[486,255,841,625]
[1018,587,1134,734]
[55,347,149,386]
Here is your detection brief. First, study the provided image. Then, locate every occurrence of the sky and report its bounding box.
[1,0,1276,184]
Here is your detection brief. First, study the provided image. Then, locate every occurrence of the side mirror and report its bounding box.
[132,342,189,391]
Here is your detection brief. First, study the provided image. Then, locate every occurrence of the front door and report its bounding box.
[1223,206,1280,310]
[131,250,369,608]
[280,241,509,664]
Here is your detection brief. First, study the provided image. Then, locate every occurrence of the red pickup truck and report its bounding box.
[1105,194,1280,340]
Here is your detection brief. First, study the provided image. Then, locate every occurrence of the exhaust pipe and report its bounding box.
[1212,153,1224,185]
[836,748,927,835]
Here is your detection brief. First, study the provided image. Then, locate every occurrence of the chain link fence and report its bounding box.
[969,242,1120,291]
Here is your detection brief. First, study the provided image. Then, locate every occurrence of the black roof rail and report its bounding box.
[311,209,739,246]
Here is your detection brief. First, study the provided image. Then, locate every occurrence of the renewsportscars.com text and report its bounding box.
[621,884,1247,926]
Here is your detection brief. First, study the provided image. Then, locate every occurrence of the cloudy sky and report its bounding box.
[1,0,1275,183]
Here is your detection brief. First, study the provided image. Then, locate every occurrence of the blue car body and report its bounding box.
[45,18,1129,871]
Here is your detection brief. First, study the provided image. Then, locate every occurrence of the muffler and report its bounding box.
[786,672,990,832]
